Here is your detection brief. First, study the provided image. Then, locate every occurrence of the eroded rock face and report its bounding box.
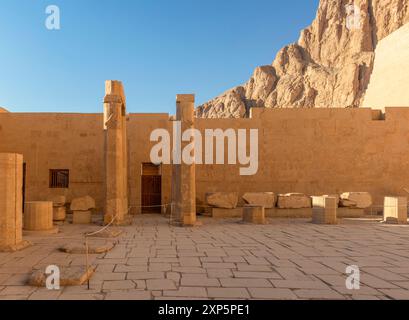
[340,192,372,208]
[70,196,96,211]
[206,192,239,209]
[197,0,409,118]
[277,193,312,209]
[242,192,276,209]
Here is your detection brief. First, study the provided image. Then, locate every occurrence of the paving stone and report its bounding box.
[220,278,272,288]
[146,279,176,290]
[127,272,165,280]
[163,287,207,298]
[102,280,136,291]
[181,275,220,287]
[207,288,250,299]
[248,288,297,300]
[105,290,151,300]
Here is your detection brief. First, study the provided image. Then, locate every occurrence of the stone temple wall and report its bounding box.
[0,106,408,212]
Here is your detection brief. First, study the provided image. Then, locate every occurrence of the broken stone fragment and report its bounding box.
[277,193,312,209]
[28,266,95,287]
[340,192,372,209]
[206,192,239,209]
[242,192,276,209]
[70,196,96,211]
[60,242,115,254]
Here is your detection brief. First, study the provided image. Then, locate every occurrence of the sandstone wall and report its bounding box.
[362,23,409,111]
[1,107,409,213]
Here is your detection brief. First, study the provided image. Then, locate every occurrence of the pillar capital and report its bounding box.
[176,94,195,103]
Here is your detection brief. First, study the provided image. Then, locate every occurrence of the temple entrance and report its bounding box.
[141,163,162,213]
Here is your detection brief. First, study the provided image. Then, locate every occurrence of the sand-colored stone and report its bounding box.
[28,266,95,287]
[312,196,337,225]
[70,196,95,211]
[53,206,66,221]
[72,210,92,224]
[206,192,239,209]
[49,195,66,207]
[340,192,372,209]
[60,242,115,254]
[197,0,409,118]
[243,206,265,224]
[337,208,365,218]
[212,208,243,219]
[87,228,123,238]
[171,94,197,226]
[24,201,54,231]
[242,192,276,209]
[103,80,130,226]
[363,23,409,112]
[384,197,407,225]
[277,193,312,209]
[0,153,31,252]
[265,208,312,218]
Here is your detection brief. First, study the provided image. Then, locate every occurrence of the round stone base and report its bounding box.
[23,226,59,236]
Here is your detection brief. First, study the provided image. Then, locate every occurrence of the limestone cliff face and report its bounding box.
[196,0,409,118]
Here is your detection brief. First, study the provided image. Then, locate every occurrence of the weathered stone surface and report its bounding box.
[72,210,92,224]
[60,242,115,254]
[312,196,337,225]
[243,206,265,224]
[242,192,276,209]
[212,208,243,219]
[340,192,372,209]
[196,0,409,118]
[0,153,29,252]
[70,196,96,211]
[53,206,66,221]
[28,266,95,287]
[384,197,407,225]
[24,201,54,231]
[277,193,312,209]
[87,228,123,238]
[206,192,239,209]
[49,195,66,207]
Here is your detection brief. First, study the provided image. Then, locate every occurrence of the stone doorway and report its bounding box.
[141,163,162,214]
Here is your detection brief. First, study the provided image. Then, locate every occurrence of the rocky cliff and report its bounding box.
[196,0,409,118]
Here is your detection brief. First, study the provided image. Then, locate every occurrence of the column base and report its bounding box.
[0,240,32,252]
[23,226,59,236]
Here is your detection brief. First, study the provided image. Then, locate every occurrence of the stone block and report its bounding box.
[265,208,312,218]
[60,242,115,254]
[28,266,95,287]
[312,196,337,225]
[340,192,372,209]
[277,193,312,209]
[49,195,66,207]
[212,208,243,218]
[53,206,66,221]
[242,192,276,209]
[243,206,265,224]
[384,197,407,224]
[0,153,31,252]
[337,207,365,218]
[73,210,92,224]
[206,192,238,209]
[24,201,54,231]
[70,196,96,211]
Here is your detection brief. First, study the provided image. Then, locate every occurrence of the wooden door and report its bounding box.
[141,163,162,213]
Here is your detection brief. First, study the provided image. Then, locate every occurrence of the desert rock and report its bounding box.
[206,192,239,209]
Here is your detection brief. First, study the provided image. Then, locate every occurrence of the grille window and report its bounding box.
[49,169,69,188]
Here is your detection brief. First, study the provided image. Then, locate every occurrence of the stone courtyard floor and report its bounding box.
[1,214,409,300]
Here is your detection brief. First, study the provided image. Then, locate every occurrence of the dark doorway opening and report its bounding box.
[141,163,162,214]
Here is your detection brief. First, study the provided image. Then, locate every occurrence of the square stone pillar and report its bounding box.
[0,153,30,252]
[171,94,197,226]
[103,81,129,225]
[312,196,337,225]
[384,197,408,224]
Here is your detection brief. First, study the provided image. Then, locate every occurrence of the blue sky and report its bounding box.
[0,0,319,114]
